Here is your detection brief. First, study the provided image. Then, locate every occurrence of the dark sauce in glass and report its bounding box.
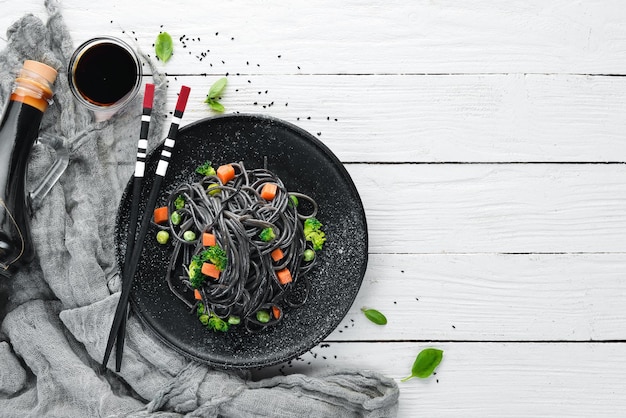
[74,42,137,106]
[0,101,44,269]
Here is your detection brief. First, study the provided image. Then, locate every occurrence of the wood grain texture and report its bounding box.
[46,0,626,74]
[0,1,624,417]
[329,253,626,341]
[253,342,626,417]
[4,0,626,74]
[347,164,626,253]
[148,74,626,163]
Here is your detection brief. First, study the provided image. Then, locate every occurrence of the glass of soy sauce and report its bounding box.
[68,36,142,119]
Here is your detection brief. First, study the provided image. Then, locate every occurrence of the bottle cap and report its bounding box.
[23,60,58,84]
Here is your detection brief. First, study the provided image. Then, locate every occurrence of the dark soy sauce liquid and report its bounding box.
[0,101,44,269]
[74,42,137,106]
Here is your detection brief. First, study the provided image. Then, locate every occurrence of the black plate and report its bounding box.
[115,114,368,368]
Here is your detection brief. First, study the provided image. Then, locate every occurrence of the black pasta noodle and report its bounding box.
[157,161,320,332]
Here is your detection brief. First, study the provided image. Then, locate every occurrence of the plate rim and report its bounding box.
[118,112,369,368]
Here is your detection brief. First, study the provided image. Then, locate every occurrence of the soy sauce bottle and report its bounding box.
[0,60,57,276]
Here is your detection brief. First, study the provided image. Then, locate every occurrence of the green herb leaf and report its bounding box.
[155,32,173,63]
[361,307,387,325]
[207,99,225,112]
[401,348,443,382]
[204,78,227,112]
[208,77,228,99]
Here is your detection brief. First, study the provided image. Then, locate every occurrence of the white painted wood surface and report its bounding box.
[2,1,626,416]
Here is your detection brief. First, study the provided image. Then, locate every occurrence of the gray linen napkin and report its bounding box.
[0,1,399,417]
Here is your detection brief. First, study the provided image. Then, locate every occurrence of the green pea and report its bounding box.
[207,183,221,196]
[256,310,270,323]
[303,249,315,262]
[156,230,170,245]
[228,315,241,325]
[183,230,197,241]
[171,211,182,225]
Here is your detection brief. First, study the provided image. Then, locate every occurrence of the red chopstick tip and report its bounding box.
[143,83,155,108]
[175,85,191,112]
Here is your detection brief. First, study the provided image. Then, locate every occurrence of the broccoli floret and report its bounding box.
[303,218,326,251]
[208,315,230,332]
[189,247,227,287]
[196,161,216,177]
[196,303,230,332]
[197,303,206,316]
[174,195,185,210]
[191,246,228,275]
[188,258,205,288]
[203,246,228,271]
[259,227,276,242]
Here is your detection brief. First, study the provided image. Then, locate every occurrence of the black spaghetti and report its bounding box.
[153,161,326,332]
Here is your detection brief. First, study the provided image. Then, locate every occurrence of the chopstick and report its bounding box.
[102,85,191,372]
[114,83,155,372]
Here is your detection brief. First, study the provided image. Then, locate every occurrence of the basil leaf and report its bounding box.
[361,307,387,325]
[208,77,228,99]
[208,100,225,113]
[155,32,173,63]
[401,348,443,382]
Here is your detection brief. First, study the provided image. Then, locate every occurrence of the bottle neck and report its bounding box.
[9,70,54,113]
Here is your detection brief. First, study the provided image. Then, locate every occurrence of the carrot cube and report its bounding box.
[260,183,278,201]
[202,232,216,247]
[193,289,202,300]
[201,263,220,279]
[216,164,235,184]
[153,206,169,224]
[270,248,284,262]
[276,268,292,285]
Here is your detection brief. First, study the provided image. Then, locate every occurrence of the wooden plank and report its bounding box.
[253,341,626,417]
[5,0,626,74]
[110,162,626,253]
[157,74,626,163]
[345,163,626,253]
[326,253,626,341]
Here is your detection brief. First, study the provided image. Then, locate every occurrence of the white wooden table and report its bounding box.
[3,1,626,416]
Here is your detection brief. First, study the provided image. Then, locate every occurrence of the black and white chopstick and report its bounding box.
[102,85,191,372]
[114,83,155,372]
